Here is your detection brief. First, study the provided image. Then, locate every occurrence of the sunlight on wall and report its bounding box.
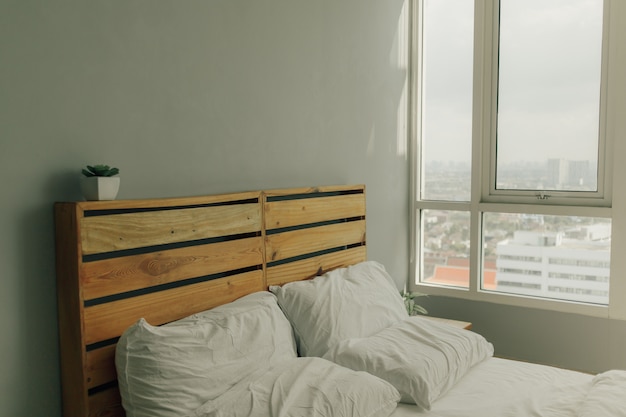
[395,0,409,158]
[367,126,376,156]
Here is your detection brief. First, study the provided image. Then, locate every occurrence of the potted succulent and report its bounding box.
[80,164,120,201]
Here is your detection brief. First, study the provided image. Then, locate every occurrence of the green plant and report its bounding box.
[401,290,428,316]
[82,164,119,177]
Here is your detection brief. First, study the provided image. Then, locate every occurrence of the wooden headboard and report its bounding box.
[54,184,366,417]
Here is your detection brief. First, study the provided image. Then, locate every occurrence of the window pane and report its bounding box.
[482,212,610,305]
[496,0,603,192]
[421,210,470,288]
[420,0,473,201]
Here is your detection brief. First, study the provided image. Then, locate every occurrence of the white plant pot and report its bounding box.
[80,176,120,201]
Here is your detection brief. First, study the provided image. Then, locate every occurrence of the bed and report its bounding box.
[54,184,626,417]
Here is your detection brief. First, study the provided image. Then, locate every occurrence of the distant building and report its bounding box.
[547,158,594,190]
[495,229,610,304]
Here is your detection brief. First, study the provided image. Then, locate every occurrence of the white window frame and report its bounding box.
[408,0,618,318]
[479,0,613,207]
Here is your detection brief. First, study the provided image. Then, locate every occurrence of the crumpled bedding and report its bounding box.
[193,357,626,417]
[390,357,626,417]
[188,357,400,417]
[323,315,494,409]
[577,369,626,417]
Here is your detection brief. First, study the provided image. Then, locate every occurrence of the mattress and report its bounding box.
[390,356,592,417]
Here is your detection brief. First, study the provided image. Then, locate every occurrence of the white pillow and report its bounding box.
[115,291,297,417]
[323,316,494,410]
[270,261,408,357]
[191,357,401,417]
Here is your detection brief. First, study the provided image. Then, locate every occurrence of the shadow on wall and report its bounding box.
[14,169,83,413]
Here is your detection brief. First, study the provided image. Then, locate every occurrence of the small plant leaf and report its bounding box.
[401,290,428,316]
[82,164,119,177]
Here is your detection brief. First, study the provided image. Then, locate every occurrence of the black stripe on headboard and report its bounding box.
[83,198,260,217]
[266,243,365,269]
[265,217,363,236]
[265,189,363,202]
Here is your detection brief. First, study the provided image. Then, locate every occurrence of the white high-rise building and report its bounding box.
[495,227,610,304]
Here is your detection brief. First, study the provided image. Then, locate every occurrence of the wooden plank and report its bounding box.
[421,316,473,330]
[86,345,117,390]
[83,271,264,345]
[263,184,365,198]
[266,246,367,286]
[68,190,261,212]
[88,387,124,417]
[81,203,261,255]
[81,237,263,300]
[264,193,365,230]
[55,203,89,417]
[265,220,366,263]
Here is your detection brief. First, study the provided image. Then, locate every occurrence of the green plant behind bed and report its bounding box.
[401,290,428,316]
[82,164,119,177]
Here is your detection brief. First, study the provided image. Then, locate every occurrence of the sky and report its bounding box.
[421,0,604,165]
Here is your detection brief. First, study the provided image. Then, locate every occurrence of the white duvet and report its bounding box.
[391,358,626,417]
[190,356,626,417]
[578,370,626,417]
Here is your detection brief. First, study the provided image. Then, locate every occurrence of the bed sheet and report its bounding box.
[390,357,593,417]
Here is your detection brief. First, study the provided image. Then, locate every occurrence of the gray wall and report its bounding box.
[0,1,409,415]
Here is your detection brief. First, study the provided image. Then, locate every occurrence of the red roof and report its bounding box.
[425,265,497,290]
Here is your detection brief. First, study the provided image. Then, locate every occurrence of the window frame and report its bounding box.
[408,0,616,318]
[480,0,613,207]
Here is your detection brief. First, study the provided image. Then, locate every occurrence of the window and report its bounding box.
[490,0,608,204]
[419,0,474,203]
[411,0,613,309]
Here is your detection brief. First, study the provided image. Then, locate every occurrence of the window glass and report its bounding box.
[482,212,610,305]
[420,0,474,201]
[496,0,603,192]
[421,210,471,289]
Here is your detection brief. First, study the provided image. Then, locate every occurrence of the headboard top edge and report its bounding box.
[54,185,365,208]
[56,190,263,211]
[263,184,365,197]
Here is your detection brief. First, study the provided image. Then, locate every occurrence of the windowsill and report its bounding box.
[413,282,610,319]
